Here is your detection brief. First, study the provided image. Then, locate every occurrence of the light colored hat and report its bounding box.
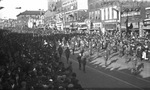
[68,84,74,88]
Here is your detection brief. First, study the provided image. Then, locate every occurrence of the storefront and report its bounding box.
[93,22,102,30]
[121,10,141,36]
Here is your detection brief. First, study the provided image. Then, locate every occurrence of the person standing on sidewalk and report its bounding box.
[77,53,82,70]
[104,48,110,67]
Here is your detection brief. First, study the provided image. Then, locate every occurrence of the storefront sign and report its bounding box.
[121,12,140,17]
[105,23,116,30]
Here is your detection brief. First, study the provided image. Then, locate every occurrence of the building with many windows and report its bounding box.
[46,0,88,32]
[45,0,150,35]
[61,0,88,32]
[88,0,150,36]
[88,0,120,34]
[143,2,150,32]
[17,10,45,28]
[46,0,61,30]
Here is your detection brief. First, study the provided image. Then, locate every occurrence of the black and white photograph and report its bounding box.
[0,0,150,90]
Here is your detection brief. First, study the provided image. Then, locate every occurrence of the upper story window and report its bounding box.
[145,8,150,19]
[97,10,101,20]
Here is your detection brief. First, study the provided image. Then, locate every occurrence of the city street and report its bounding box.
[1,0,150,90]
[61,51,150,90]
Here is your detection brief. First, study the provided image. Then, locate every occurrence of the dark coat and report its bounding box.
[58,46,63,55]
[65,48,70,57]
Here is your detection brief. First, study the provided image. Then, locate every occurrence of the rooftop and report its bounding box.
[17,10,45,17]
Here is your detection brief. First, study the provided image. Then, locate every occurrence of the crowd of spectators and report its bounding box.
[0,29,84,90]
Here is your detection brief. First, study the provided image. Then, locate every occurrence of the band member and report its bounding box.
[104,49,110,66]
[77,53,82,70]
[131,53,138,75]
[136,46,142,61]
[80,49,84,57]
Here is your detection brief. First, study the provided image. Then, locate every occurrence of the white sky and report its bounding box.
[0,0,48,19]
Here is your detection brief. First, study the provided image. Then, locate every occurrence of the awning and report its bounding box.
[143,26,150,30]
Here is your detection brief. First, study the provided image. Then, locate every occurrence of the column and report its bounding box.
[109,7,112,20]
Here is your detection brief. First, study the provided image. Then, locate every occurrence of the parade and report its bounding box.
[1,25,150,89]
[1,0,150,90]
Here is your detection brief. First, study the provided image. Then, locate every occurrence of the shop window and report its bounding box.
[90,12,92,20]
[146,14,150,19]
[97,10,101,20]
[92,11,95,20]
[90,12,93,20]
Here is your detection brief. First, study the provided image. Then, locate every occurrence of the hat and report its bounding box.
[62,75,66,79]
[68,84,74,88]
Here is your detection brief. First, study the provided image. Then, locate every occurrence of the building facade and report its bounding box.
[17,10,45,28]
[120,0,150,37]
[142,1,150,32]
[88,0,150,36]
[46,0,150,35]
[88,0,120,34]
[46,0,60,29]
[46,0,89,32]
[61,0,89,32]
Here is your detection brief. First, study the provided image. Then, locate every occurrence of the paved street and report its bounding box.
[61,51,150,90]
